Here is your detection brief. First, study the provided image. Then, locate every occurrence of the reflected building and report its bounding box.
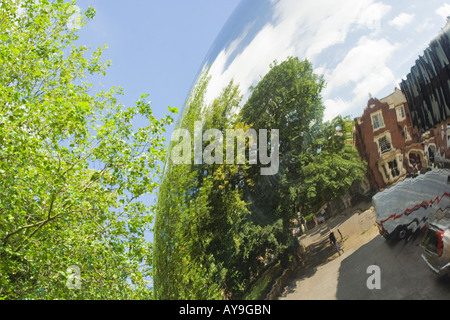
[422,123,450,166]
[400,18,450,169]
[354,88,426,191]
[355,18,450,192]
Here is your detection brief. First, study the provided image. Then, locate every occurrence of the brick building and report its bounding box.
[422,120,450,167]
[354,88,427,191]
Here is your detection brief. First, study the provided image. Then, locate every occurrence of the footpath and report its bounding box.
[279,202,379,300]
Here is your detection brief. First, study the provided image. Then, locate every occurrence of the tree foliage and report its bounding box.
[241,57,325,156]
[293,116,367,210]
[0,0,176,299]
[3,0,366,300]
[240,57,326,259]
[241,57,366,220]
[155,77,251,299]
[154,57,366,300]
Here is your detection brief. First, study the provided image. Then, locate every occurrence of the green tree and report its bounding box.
[240,57,326,258]
[154,75,278,299]
[154,57,366,300]
[0,0,176,299]
[294,116,367,211]
[241,57,325,156]
[154,76,246,299]
[240,57,366,260]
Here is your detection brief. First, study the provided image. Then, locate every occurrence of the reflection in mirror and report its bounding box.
[154,0,450,300]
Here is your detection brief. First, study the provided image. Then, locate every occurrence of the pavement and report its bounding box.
[280,203,450,300]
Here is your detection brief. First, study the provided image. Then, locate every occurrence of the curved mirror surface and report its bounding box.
[154,0,450,300]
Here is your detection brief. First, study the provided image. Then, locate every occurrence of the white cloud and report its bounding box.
[436,3,450,20]
[273,0,390,59]
[322,36,399,120]
[205,23,295,105]
[203,0,391,109]
[389,13,415,29]
[324,98,348,122]
[324,37,398,94]
[414,18,433,33]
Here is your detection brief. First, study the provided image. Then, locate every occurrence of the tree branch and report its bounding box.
[3,194,56,248]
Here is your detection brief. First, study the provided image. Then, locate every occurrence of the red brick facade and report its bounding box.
[354,88,426,191]
[422,120,450,165]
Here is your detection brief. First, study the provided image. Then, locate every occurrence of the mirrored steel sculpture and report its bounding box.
[154,0,450,300]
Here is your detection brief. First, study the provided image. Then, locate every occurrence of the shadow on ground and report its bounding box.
[283,232,342,296]
[281,196,450,300]
[335,236,450,300]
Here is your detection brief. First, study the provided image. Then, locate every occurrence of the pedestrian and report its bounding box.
[329,228,344,256]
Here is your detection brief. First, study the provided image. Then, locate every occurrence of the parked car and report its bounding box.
[421,208,450,276]
[373,169,450,241]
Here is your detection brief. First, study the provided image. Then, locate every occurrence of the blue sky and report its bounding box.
[74,0,241,123]
[71,1,241,242]
[71,1,450,215]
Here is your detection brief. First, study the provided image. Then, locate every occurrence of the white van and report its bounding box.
[373,169,450,241]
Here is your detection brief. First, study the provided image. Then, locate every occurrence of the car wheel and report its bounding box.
[405,231,414,243]
[398,228,407,240]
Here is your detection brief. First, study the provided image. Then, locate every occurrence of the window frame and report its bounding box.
[371,111,385,131]
[395,104,406,122]
[377,134,392,154]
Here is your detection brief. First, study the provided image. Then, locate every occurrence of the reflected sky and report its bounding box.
[189,0,450,122]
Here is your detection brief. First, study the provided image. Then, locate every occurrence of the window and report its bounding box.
[404,126,411,141]
[396,105,406,121]
[388,160,400,178]
[410,152,422,168]
[371,112,384,130]
[378,135,391,154]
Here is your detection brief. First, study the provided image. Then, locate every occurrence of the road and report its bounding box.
[280,207,450,300]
